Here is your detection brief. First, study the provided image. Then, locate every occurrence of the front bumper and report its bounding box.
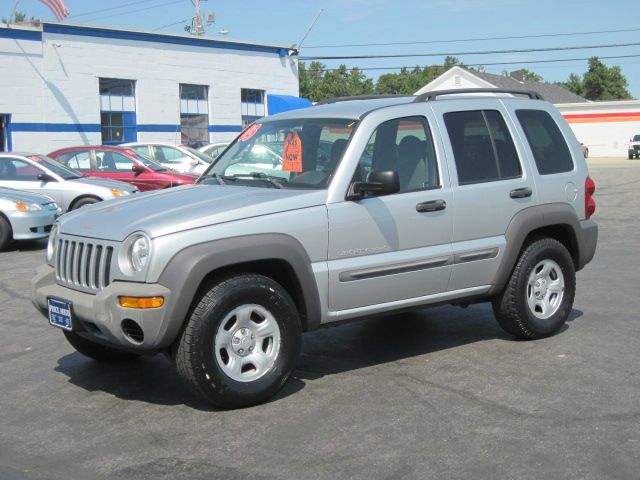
[31,264,174,351]
[9,209,59,240]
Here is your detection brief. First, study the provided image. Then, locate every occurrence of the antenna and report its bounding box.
[294,9,323,51]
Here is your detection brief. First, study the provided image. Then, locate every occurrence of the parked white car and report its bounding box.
[198,142,229,160]
[0,187,61,249]
[0,153,137,211]
[122,142,212,174]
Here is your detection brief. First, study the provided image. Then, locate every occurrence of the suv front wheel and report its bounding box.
[175,273,301,409]
[493,238,576,339]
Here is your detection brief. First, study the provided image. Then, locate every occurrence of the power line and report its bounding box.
[153,18,191,31]
[67,0,176,19]
[304,27,640,49]
[81,0,185,24]
[307,54,640,72]
[300,42,640,61]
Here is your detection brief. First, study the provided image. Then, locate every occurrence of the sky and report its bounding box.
[2,0,639,97]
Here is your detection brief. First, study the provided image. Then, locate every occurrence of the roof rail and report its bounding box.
[316,94,412,105]
[413,88,543,102]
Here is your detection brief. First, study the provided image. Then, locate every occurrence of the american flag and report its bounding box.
[39,0,69,22]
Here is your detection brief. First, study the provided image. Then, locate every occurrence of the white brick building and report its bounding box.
[0,22,303,153]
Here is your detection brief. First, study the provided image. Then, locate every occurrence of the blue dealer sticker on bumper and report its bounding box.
[48,297,73,331]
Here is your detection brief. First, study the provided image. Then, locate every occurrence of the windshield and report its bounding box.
[183,146,217,163]
[29,155,83,179]
[124,150,167,172]
[201,118,358,189]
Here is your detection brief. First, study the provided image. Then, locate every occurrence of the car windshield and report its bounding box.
[201,118,358,189]
[29,155,83,180]
[182,146,216,164]
[125,150,167,172]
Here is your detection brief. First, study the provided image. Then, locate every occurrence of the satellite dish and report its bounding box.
[206,12,215,25]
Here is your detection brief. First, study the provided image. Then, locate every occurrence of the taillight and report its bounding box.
[585,176,596,219]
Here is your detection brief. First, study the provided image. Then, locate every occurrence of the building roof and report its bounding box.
[470,69,587,104]
[414,66,586,104]
[0,21,295,56]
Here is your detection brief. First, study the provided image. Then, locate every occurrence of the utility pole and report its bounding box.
[191,0,205,36]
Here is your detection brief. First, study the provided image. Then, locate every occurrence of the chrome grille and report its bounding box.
[55,238,114,293]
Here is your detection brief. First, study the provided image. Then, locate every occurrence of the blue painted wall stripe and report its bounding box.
[42,24,286,56]
[0,28,42,41]
[10,123,243,134]
[12,123,101,133]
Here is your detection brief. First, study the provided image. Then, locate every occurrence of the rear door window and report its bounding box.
[444,110,521,185]
[515,109,574,175]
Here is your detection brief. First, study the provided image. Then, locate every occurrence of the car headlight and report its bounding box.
[15,200,43,212]
[46,224,58,264]
[119,232,151,275]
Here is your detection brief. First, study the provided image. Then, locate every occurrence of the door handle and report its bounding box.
[416,199,447,212]
[510,187,532,199]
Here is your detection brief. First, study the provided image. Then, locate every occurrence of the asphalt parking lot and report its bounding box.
[1,158,639,480]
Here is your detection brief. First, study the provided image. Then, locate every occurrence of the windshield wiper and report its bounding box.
[229,172,286,189]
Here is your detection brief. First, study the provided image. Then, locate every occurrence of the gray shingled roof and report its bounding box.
[469,69,587,104]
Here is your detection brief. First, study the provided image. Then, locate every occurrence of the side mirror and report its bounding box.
[132,164,145,175]
[37,172,55,182]
[187,157,199,166]
[348,170,400,200]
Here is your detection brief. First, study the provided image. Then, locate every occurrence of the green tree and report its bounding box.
[298,62,373,102]
[559,73,584,96]
[517,69,543,82]
[582,57,632,100]
[2,10,38,23]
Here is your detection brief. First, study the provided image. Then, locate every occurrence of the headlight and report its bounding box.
[119,233,151,275]
[46,224,58,264]
[15,200,43,212]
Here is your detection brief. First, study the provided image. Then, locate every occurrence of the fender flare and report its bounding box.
[490,203,594,290]
[156,233,322,346]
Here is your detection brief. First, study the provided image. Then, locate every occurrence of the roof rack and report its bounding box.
[413,88,543,102]
[316,94,412,105]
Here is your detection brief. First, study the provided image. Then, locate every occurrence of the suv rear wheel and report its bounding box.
[492,238,576,339]
[175,273,301,409]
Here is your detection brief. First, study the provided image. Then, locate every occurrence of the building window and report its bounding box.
[241,89,265,127]
[99,78,136,145]
[180,84,209,145]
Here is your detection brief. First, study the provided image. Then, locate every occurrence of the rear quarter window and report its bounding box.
[515,109,574,175]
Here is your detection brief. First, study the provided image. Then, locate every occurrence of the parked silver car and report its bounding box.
[122,142,212,175]
[198,142,229,159]
[0,187,61,250]
[0,153,137,211]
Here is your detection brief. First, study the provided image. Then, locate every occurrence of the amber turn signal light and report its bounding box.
[118,296,164,309]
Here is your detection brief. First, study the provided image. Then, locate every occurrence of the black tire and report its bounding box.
[492,238,576,340]
[175,273,301,409]
[70,196,100,210]
[0,214,12,250]
[63,330,140,362]
[630,152,634,160]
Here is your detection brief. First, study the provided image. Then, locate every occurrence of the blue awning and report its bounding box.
[267,94,312,115]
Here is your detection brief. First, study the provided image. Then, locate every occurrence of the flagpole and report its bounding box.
[6,0,21,27]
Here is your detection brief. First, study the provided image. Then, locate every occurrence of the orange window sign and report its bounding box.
[282,131,303,172]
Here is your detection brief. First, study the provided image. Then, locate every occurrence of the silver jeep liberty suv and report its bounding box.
[32,89,598,408]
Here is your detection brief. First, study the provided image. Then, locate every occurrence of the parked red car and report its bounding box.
[48,146,198,191]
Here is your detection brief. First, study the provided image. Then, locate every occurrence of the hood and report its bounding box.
[0,187,55,204]
[69,176,138,192]
[162,171,199,184]
[58,184,328,241]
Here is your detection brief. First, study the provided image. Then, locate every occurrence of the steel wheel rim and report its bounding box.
[214,304,281,382]
[526,259,565,320]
